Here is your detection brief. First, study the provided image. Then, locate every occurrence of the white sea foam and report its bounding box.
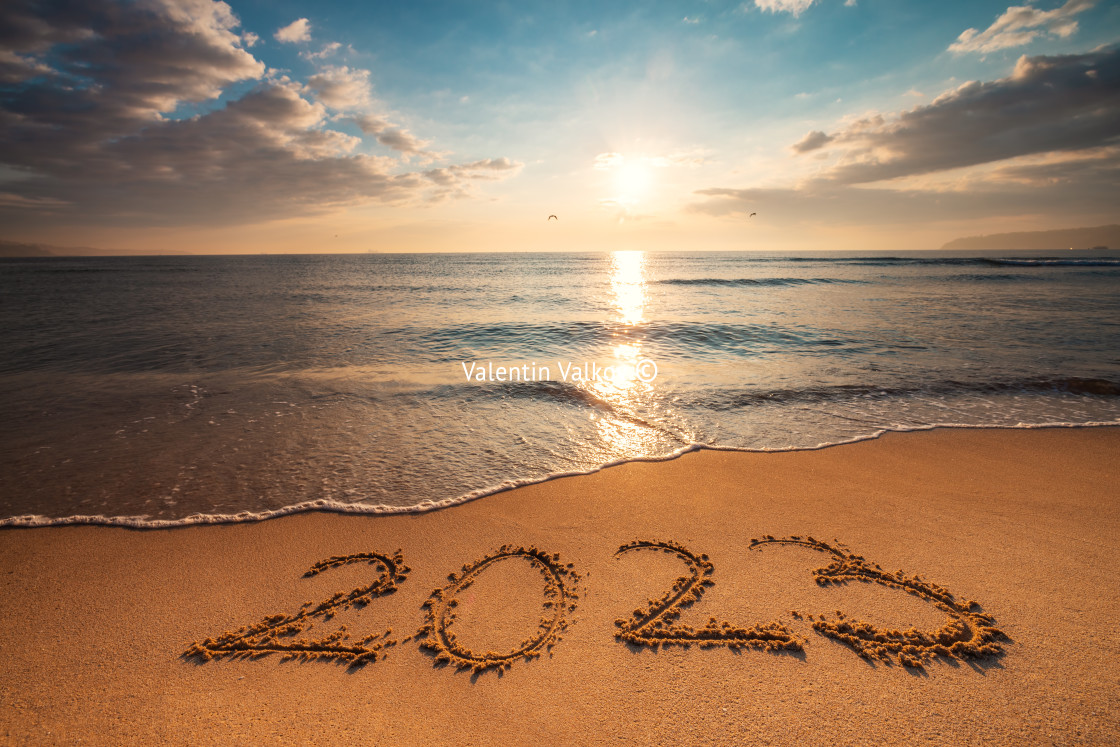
[2,421,1115,530]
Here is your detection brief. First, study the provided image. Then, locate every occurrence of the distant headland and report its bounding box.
[940,225,1119,253]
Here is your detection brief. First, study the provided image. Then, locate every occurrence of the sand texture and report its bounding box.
[1,427,1119,745]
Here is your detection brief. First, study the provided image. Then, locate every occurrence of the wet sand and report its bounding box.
[1,427,1118,744]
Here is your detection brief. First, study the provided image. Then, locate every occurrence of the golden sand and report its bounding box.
[1,427,1119,744]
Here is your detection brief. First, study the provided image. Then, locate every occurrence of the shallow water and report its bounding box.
[2,250,1118,526]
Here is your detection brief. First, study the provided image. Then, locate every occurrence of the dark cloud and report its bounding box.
[0,0,519,225]
[791,130,833,154]
[691,172,1116,226]
[691,146,1120,226]
[986,146,1120,185]
[4,81,425,224]
[1,0,265,116]
[0,48,54,84]
[794,46,1120,184]
[695,47,1120,230]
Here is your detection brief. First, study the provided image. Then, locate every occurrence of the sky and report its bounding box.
[1,0,1118,253]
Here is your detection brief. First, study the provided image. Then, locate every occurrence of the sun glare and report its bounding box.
[613,161,653,203]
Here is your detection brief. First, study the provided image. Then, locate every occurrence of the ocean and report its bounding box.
[2,250,1118,527]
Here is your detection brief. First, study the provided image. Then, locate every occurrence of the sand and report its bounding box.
[1,427,1118,745]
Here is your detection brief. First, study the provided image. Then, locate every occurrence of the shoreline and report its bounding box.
[2,426,1119,744]
[2,421,1118,530]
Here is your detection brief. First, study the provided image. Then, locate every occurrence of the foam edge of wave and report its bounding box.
[2,420,1117,530]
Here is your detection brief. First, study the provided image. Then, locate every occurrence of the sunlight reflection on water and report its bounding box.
[610,250,646,325]
[588,251,663,454]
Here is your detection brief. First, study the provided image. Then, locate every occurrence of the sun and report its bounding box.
[613,160,653,203]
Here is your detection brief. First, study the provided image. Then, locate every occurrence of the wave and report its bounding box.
[0,262,202,274]
[940,273,1040,283]
[985,258,1120,267]
[1,266,117,274]
[3,421,1116,530]
[415,320,864,357]
[654,277,864,287]
[443,378,689,442]
[456,378,623,410]
[0,318,869,376]
[692,377,1120,409]
[749,256,1120,267]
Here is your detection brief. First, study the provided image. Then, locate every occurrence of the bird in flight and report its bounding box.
[749,212,757,217]
[548,214,558,221]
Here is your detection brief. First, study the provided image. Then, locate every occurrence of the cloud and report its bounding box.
[790,46,1120,183]
[984,145,1120,185]
[753,0,817,17]
[0,192,70,209]
[299,60,445,163]
[693,45,1120,231]
[593,152,624,170]
[1,0,266,142]
[0,48,54,84]
[424,158,522,183]
[375,129,430,155]
[354,115,432,156]
[750,0,858,17]
[949,0,1096,55]
[6,79,518,222]
[6,80,417,222]
[594,150,709,171]
[274,17,311,43]
[791,130,834,154]
[689,150,1120,225]
[421,158,524,201]
[650,151,711,168]
[306,65,373,111]
[0,0,520,225]
[303,42,341,60]
[307,68,438,159]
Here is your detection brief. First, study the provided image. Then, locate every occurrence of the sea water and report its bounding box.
[2,250,1118,526]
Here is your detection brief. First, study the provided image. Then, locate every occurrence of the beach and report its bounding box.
[1,426,1118,744]
[5,1,1120,744]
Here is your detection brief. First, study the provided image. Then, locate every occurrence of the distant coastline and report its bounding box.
[3,224,1119,258]
[939,224,1119,253]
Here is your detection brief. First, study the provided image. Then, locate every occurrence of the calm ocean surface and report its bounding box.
[2,251,1119,526]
